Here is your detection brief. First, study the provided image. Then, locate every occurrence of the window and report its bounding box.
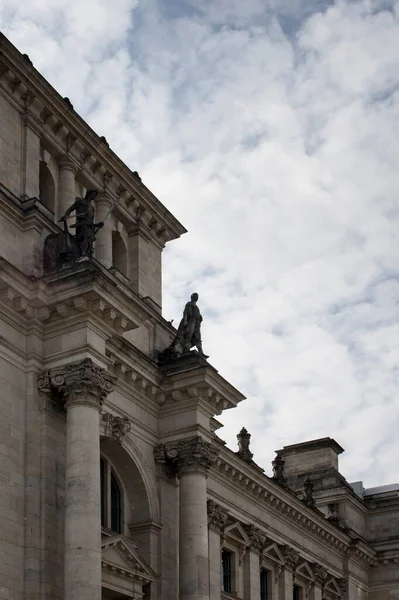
[39,161,55,212]
[293,585,302,600]
[222,550,233,594]
[260,569,269,600]
[112,230,127,276]
[100,457,122,533]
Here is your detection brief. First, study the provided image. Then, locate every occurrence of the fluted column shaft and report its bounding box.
[58,156,77,219]
[95,194,113,268]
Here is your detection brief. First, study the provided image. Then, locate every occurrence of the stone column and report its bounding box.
[58,155,77,219]
[279,546,299,600]
[244,525,266,599]
[95,193,113,269]
[39,358,116,600]
[207,500,228,600]
[162,437,219,600]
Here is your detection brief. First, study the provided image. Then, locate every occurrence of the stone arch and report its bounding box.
[100,435,160,526]
[112,230,127,276]
[39,161,55,212]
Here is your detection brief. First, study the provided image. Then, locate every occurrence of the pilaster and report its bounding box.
[207,500,228,600]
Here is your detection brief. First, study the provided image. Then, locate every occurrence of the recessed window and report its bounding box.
[293,585,303,600]
[100,457,122,533]
[39,161,55,212]
[112,230,127,276]
[260,568,270,600]
[222,550,233,594]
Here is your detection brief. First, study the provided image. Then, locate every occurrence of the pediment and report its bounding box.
[297,561,314,581]
[101,534,156,584]
[263,542,285,564]
[224,522,251,546]
[325,577,341,596]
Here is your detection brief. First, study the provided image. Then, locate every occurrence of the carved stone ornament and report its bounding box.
[327,503,339,523]
[281,545,300,572]
[312,563,329,588]
[236,427,254,463]
[103,413,131,443]
[38,358,116,410]
[207,500,228,531]
[154,436,219,477]
[272,454,287,487]
[302,477,315,508]
[245,524,266,553]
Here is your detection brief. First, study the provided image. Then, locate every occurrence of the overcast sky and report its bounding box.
[2,0,399,487]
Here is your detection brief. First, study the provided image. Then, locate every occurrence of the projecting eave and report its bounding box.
[159,353,246,414]
[0,33,187,245]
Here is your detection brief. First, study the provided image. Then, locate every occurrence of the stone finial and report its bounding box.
[302,477,315,507]
[155,436,219,477]
[281,545,300,571]
[207,500,228,531]
[244,524,266,552]
[272,454,286,487]
[103,413,131,443]
[38,358,116,410]
[63,97,74,109]
[236,427,254,462]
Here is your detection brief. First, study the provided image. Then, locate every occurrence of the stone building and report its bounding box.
[0,32,398,600]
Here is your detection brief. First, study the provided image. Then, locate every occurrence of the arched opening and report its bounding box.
[100,456,123,533]
[39,161,55,212]
[112,230,127,276]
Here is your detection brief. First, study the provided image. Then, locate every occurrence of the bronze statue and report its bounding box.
[43,189,106,273]
[58,189,103,258]
[158,293,207,362]
[176,293,204,354]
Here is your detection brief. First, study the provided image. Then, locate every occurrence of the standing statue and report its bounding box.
[58,189,104,258]
[158,293,207,362]
[43,189,107,273]
[176,293,204,354]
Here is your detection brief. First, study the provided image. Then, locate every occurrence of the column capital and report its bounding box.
[245,524,267,553]
[58,154,77,173]
[38,358,116,411]
[312,563,329,588]
[155,436,219,477]
[207,500,228,532]
[280,544,300,571]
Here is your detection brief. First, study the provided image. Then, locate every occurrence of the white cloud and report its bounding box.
[2,0,399,486]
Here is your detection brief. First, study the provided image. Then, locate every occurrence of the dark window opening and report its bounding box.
[110,472,122,533]
[222,550,232,594]
[260,568,269,600]
[293,585,302,600]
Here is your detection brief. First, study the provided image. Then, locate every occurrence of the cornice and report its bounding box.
[0,34,186,246]
[211,447,355,557]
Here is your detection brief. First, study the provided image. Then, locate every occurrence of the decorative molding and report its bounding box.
[102,412,131,443]
[312,562,329,588]
[38,357,116,410]
[207,500,228,531]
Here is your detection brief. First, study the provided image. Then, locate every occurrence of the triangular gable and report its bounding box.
[263,542,285,564]
[101,534,156,584]
[224,522,251,547]
[325,578,341,596]
[296,561,314,581]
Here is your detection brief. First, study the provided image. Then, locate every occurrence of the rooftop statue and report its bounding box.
[43,189,108,273]
[159,293,207,362]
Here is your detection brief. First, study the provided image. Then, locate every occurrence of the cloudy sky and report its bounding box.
[2,0,399,487]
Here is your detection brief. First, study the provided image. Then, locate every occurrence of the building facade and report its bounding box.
[0,33,398,600]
